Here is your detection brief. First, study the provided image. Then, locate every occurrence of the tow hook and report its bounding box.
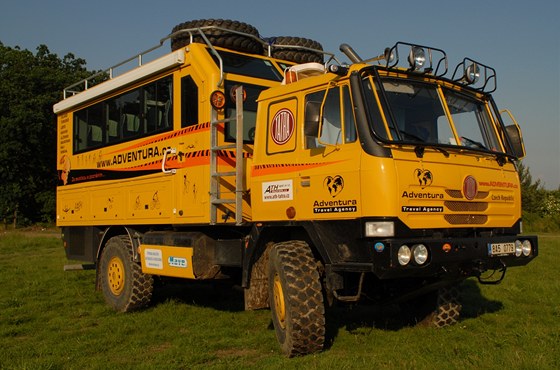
[477,260,507,285]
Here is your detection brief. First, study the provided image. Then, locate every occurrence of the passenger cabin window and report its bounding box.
[181,75,198,127]
[305,85,357,149]
[73,75,173,153]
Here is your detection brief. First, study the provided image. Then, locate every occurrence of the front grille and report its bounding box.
[444,214,488,224]
[444,201,488,212]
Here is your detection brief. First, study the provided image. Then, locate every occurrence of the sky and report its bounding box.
[1,0,559,189]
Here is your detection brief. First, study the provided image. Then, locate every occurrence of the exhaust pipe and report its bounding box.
[340,43,363,63]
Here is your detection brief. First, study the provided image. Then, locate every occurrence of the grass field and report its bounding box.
[1,231,558,369]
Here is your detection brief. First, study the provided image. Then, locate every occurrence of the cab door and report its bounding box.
[295,83,362,220]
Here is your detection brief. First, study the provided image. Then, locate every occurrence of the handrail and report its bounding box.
[161,147,177,174]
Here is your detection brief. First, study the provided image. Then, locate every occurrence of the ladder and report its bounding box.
[209,86,244,225]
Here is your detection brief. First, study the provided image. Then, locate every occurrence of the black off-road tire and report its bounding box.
[413,285,462,327]
[170,19,263,54]
[267,36,324,64]
[268,241,325,357]
[98,235,153,312]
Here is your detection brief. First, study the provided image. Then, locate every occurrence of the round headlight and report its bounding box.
[408,47,426,70]
[465,63,480,84]
[522,240,532,256]
[413,244,429,265]
[515,240,523,257]
[397,245,411,266]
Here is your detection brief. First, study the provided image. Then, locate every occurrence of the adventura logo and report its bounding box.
[324,175,344,197]
[96,146,170,168]
[314,175,357,213]
[313,199,357,214]
[415,168,433,187]
[401,191,444,199]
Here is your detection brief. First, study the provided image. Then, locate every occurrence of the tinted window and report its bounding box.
[212,50,284,81]
[73,75,173,154]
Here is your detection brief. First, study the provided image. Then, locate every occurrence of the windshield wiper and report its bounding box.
[461,136,486,149]
[414,145,450,158]
[399,129,425,142]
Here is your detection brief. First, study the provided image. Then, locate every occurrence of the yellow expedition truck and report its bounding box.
[54,19,538,356]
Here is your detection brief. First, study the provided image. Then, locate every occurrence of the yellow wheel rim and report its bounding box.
[107,256,125,296]
[273,273,286,329]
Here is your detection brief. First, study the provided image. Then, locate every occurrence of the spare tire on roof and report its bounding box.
[170,19,263,54]
[266,36,324,64]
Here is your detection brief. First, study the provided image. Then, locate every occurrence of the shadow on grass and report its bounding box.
[323,279,503,349]
[150,278,246,312]
[148,277,503,350]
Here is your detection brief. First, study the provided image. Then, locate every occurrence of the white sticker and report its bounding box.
[144,248,163,269]
[262,180,293,202]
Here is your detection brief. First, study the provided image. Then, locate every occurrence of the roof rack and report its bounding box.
[60,26,340,100]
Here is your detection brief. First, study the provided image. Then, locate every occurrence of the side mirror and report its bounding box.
[304,101,321,137]
[500,109,526,159]
[505,124,526,159]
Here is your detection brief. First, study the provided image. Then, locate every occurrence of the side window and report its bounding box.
[304,85,356,149]
[145,76,173,132]
[75,102,103,152]
[342,85,357,143]
[112,89,142,140]
[73,75,173,154]
[181,75,198,127]
[320,87,342,146]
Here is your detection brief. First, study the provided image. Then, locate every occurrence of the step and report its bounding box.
[212,171,236,177]
[211,144,236,151]
[211,199,236,205]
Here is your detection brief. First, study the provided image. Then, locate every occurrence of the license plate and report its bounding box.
[488,242,515,256]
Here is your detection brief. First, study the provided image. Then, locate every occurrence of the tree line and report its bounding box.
[0,42,91,227]
[0,42,558,231]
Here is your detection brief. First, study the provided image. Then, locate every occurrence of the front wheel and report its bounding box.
[98,235,153,312]
[268,241,325,357]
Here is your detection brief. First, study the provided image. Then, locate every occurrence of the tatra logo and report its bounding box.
[324,175,344,197]
[415,169,433,187]
[271,108,295,145]
[463,175,478,200]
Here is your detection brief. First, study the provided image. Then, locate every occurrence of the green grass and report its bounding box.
[1,231,559,369]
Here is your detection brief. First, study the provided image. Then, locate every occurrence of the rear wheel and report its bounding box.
[268,241,325,357]
[98,235,153,312]
[410,285,462,327]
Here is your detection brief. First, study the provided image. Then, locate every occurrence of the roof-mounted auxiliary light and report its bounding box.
[382,42,448,76]
[465,62,480,84]
[451,57,497,92]
[384,47,395,65]
[408,46,426,71]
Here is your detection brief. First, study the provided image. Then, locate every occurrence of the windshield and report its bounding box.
[363,75,504,153]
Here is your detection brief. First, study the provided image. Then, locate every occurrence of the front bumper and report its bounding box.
[330,234,538,280]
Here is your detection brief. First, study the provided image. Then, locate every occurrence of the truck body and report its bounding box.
[54,20,537,356]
